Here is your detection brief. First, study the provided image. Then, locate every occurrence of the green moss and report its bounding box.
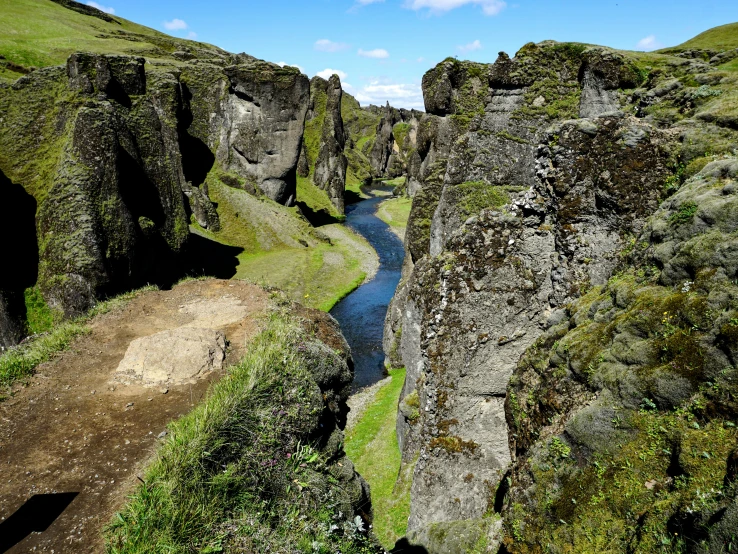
[495,130,530,145]
[23,287,57,335]
[513,78,581,120]
[455,181,510,218]
[669,201,698,225]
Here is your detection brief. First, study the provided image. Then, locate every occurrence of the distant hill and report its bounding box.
[662,21,738,53]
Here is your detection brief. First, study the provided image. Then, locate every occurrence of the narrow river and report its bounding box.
[330,183,405,390]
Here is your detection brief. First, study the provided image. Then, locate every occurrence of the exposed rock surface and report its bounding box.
[313,75,348,213]
[0,50,310,319]
[217,63,309,205]
[115,327,226,385]
[386,39,738,552]
[369,103,421,179]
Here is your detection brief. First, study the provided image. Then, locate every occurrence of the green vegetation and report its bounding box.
[670,200,699,224]
[297,175,345,220]
[235,240,367,312]
[377,197,412,237]
[496,130,530,145]
[514,78,581,120]
[106,310,380,554]
[195,174,372,312]
[0,0,225,77]
[455,181,510,218]
[664,22,738,53]
[0,286,156,397]
[23,287,56,335]
[392,123,411,151]
[345,368,411,548]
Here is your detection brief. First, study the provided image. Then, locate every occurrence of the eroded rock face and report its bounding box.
[313,75,348,213]
[216,63,309,206]
[37,56,190,316]
[504,160,738,552]
[386,42,687,551]
[1,51,310,319]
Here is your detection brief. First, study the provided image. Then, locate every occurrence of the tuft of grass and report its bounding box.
[105,311,379,554]
[455,181,510,218]
[345,368,411,548]
[670,201,699,225]
[0,285,157,396]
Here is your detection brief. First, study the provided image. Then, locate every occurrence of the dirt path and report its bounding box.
[0,280,270,553]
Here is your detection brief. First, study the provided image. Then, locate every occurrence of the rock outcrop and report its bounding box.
[386,39,738,552]
[0,49,310,319]
[216,63,309,206]
[313,75,348,213]
[369,103,421,180]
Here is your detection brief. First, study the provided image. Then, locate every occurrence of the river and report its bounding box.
[330,183,405,390]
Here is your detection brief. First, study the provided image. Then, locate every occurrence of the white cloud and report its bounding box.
[458,39,482,52]
[636,35,663,51]
[405,0,506,16]
[358,48,390,59]
[417,57,426,63]
[86,1,115,14]
[352,81,424,110]
[187,31,198,40]
[277,62,306,73]
[316,68,348,80]
[315,39,350,52]
[163,18,188,31]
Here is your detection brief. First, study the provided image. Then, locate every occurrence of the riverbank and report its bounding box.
[345,368,411,549]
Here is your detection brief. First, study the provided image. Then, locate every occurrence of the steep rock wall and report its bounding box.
[383,39,738,551]
[0,51,309,322]
[312,75,348,213]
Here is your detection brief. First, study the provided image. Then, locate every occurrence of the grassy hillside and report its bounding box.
[0,0,227,81]
[666,21,738,52]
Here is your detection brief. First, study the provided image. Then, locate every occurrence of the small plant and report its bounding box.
[669,201,698,225]
[549,437,571,460]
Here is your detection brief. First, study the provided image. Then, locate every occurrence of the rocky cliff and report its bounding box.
[386,34,738,552]
[369,102,422,181]
[313,75,348,213]
[0,0,316,338]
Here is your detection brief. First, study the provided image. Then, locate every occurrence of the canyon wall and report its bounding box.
[386,40,738,552]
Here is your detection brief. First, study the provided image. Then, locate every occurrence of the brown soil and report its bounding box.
[0,280,270,553]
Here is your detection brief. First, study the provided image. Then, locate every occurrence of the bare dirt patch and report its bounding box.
[0,280,270,553]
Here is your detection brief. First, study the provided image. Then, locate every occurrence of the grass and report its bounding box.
[195,169,373,313]
[297,175,344,220]
[234,234,367,312]
[665,22,738,52]
[455,181,510,218]
[105,310,380,554]
[377,197,412,236]
[0,286,156,397]
[0,0,226,77]
[381,176,406,188]
[345,368,411,549]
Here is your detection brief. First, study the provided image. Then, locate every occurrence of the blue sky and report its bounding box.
[86,0,737,109]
